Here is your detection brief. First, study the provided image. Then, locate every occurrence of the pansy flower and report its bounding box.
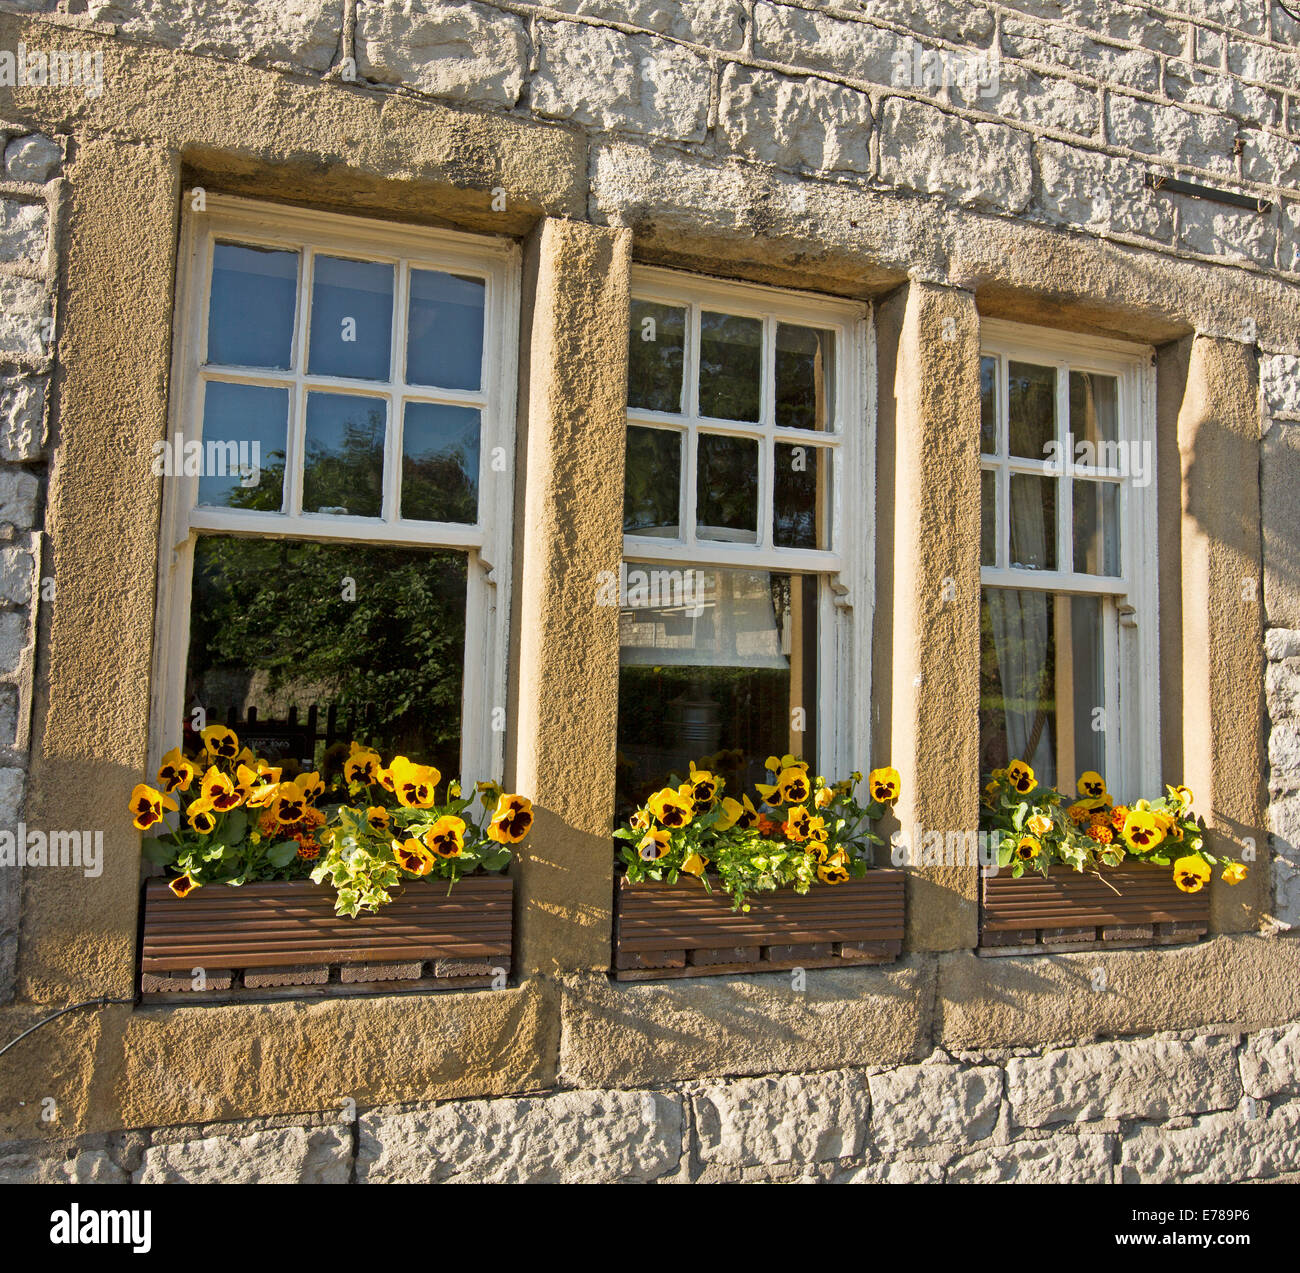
[1121,810,1165,851]
[1077,770,1108,800]
[868,766,902,803]
[168,872,198,898]
[681,852,708,876]
[157,748,197,795]
[817,861,849,884]
[1016,834,1041,860]
[271,783,307,827]
[638,829,671,861]
[687,761,720,809]
[784,805,812,842]
[187,797,218,835]
[423,815,466,859]
[647,787,693,829]
[388,756,440,809]
[1173,855,1210,893]
[296,772,326,805]
[344,744,381,785]
[129,783,177,831]
[1006,760,1036,795]
[487,794,534,844]
[392,837,435,876]
[200,765,242,812]
[1222,861,1248,886]
[200,724,239,761]
[366,806,391,832]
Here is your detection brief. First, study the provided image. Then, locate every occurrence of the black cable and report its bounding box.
[0,996,135,1061]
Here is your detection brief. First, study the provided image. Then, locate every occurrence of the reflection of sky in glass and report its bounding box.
[197,380,288,510]
[407,271,485,391]
[303,391,385,518]
[401,402,480,524]
[208,243,297,370]
[308,256,393,381]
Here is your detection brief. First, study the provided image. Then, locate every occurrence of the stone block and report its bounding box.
[947,1132,1115,1183]
[0,376,46,461]
[0,278,50,361]
[358,1089,684,1183]
[692,1069,870,1167]
[1121,1100,1300,1182]
[1105,94,1238,177]
[531,21,711,141]
[543,0,746,49]
[356,0,528,107]
[868,1061,1002,1151]
[1006,1037,1240,1127]
[242,965,328,988]
[0,200,48,267]
[3,135,61,184]
[1035,140,1174,242]
[134,1124,351,1183]
[1240,1023,1300,1100]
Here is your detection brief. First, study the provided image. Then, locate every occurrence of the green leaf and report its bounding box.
[266,840,299,868]
[141,837,177,865]
[222,808,249,843]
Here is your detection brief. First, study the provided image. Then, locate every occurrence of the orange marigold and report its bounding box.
[1087,823,1113,845]
[1110,805,1130,829]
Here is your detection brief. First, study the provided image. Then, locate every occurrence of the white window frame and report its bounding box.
[623,266,874,778]
[978,317,1160,798]
[150,195,521,786]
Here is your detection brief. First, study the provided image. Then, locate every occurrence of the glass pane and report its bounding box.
[980,588,1105,794]
[774,442,829,549]
[699,311,761,422]
[1069,370,1119,465]
[406,269,485,391]
[303,392,385,518]
[628,300,686,413]
[1009,473,1056,571]
[624,426,681,537]
[1073,480,1120,576]
[980,355,998,455]
[980,468,996,567]
[308,255,394,381]
[1008,361,1055,460]
[186,537,467,778]
[196,381,289,512]
[775,323,834,431]
[696,433,758,543]
[401,401,479,524]
[207,242,298,371]
[616,567,817,818]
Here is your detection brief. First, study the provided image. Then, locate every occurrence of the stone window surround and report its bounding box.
[0,26,1284,1139]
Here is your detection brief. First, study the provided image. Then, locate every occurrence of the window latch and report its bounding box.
[1118,603,1138,628]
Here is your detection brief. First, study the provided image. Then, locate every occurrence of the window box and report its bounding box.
[139,875,512,998]
[980,862,1208,954]
[613,870,904,981]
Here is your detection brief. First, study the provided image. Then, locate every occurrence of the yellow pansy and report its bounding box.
[187,797,218,835]
[1222,862,1248,886]
[1173,855,1211,893]
[715,797,743,831]
[200,765,242,812]
[296,772,326,805]
[647,787,693,829]
[817,862,850,884]
[200,724,239,760]
[868,766,902,803]
[681,852,708,877]
[366,806,391,832]
[1077,771,1107,800]
[687,761,720,809]
[1027,812,1052,837]
[1122,810,1165,851]
[270,783,307,827]
[157,748,197,795]
[168,872,198,898]
[392,837,435,876]
[129,783,177,831]
[344,744,381,785]
[638,829,672,861]
[487,794,534,844]
[388,756,440,808]
[423,815,466,859]
[784,805,812,842]
[1006,760,1036,795]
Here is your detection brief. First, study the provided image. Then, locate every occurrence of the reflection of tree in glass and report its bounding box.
[627,302,685,413]
[623,428,679,533]
[1008,364,1055,457]
[225,452,287,513]
[699,313,761,422]
[304,409,384,516]
[402,445,476,524]
[697,435,757,533]
[188,536,467,777]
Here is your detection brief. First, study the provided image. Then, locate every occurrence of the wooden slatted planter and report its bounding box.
[980,861,1208,955]
[613,871,905,980]
[139,876,512,999]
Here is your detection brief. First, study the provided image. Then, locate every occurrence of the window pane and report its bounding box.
[1073,480,1120,576]
[1009,473,1056,571]
[775,323,834,431]
[624,426,681,537]
[980,355,998,455]
[774,441,829,549]
[401,401,479,524]
[197,381,289,512]
[616,567,817,817]
[696,432,758,543]
[980,468,997,567]
[303,391,385,518]
[186,537,467,778]
[699,311,761,422]
[980,588,1105,793]
[628,300,686,413]
[1069,370,1119,459]
[406,269,485,391]
[1008,360,1055,460]
[207,242,298,371]
[308,255,394,381]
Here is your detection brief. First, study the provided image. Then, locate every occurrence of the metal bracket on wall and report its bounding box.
[1145,172,1273,215]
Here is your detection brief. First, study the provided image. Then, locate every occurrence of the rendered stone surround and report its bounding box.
[0,7,1292,1150]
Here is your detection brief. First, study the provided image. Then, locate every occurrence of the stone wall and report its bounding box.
[3,1021,1298,1182]
[7,0,1296,274]
[0,125,56,1003]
